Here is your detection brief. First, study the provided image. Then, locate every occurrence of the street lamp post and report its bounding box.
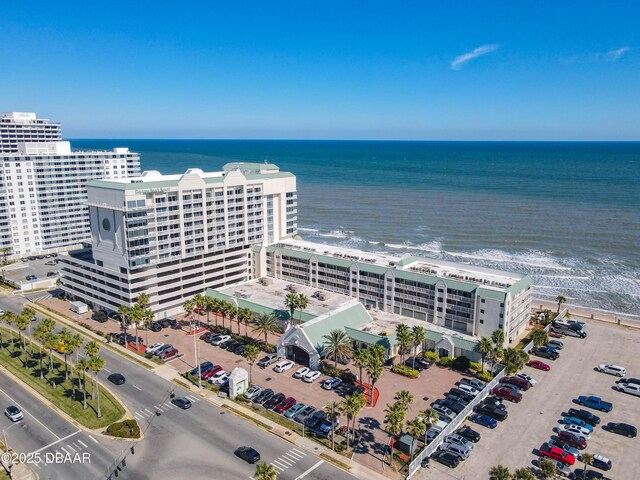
[192,316,201,389]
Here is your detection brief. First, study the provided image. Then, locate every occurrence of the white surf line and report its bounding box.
[30,431,81,455]
[295,460,324,479]
[0,386,60,439]
[132,385,142,391]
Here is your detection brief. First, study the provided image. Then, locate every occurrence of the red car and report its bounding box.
[491,385,522,403]
[549,332,563,338]
[499,376,530,391]
[159,347,178,359]
[194,306,205,315]
[539,444,575,465]
[273,396,297,414]
[201,365,223,380]
[527,359,551,371]
[558,431,587,450]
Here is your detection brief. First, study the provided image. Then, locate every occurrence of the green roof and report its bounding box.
[302,303,371,351]
[205,288,316,323]
[476,287,507,301]
[507,275,534,296]
[344,326,394,350]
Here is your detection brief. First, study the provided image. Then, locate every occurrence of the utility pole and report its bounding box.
[192,316,201,389]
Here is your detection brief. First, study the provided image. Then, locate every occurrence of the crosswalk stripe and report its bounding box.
[59,447,70,455]
[287,450,304,460]
[282,453,298,462]
[134,413,143,420]
[276,457,292,467]
[143,408,153,415]
[291,448,306,456]
[270,463,285,472]
[66,444,76,452]
[163,401,174,408]
[187,395,200,402]
[155,405,166,412]
[77,440,88,448]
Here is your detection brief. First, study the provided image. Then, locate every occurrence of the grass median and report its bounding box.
[0,329,125,429]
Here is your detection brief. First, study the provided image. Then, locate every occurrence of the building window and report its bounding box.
[479,319,484,324]
[481,298,485,303]
[480,309,485,314]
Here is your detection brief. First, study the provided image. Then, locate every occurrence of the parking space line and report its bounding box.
[59,447,70,455]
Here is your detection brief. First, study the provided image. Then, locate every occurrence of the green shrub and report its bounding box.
[475,371,493,382]
[437,356,453,368]
[423,351,439,363]
[452,356,471,371]
[106,419,140,439]
[340,370,357,384]
[469,362,482,372]
[391,364,419,379]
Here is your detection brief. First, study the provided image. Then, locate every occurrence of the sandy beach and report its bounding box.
[535,297,640,328]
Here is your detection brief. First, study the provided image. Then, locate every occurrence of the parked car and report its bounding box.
[499,376,530,391]
[613,382,640,397]
[469,414,497,429]
[264,393,286,410]
[225,341,242,352]
[456,426,480,443]
[592,454,612,471]
[190,361,214,376]
[4,406,23,422]
[305,410,327,430]
[439,442,471,460]
[558,424,591,440]
[257,353,280,368]
[207,370,228,384]
[92,311,108,323]
[273,396,297,414]
[491,385,522,403]
[158,347,179,359]
[293,405,316,424]
[431,450,460,468]
[474,403,508,421]
[577,396,613,412]
[284,403,305,419]
[319,417,339,434]
[322,377,342,390]
[159,318,177,328]
[446,433,474,450]
[252,388,274,404]
[234,446,260,464]
[572,469,606,479]
[538,444,575,466]
[548,438,580,459]
[447,393,470,406]
[547,340,564,350]
[447,388,475,403]
[26,274,37,281]
[460,377,485,390]
[293,367,310,379]
[480,395,504,407]
[303,370,321,383]
[562,416,594,432]
[233,344,245,356]
[554,461,573,478]
[205,334,221,344]
[603,422,636,438]
[210,335,231,346]
[515,372,537,387]
[200,365,222,380]
[527,359,551,371]
[150,322,163,332]
[558,431,587,449]
[273,360,295,373]
[457,384,480,397]
[146,343,165,354]
[597,364,626,377]
[433,404,456,421]
[567,408,601,426]
[404,357,431,371]
[532,346,559,360]
[107,373,126,385]
[438,399,465,415]
[617,377,640,386]
[244,385,262,400]
[172,397,191,409]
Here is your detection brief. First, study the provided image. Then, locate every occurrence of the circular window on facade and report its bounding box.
[102,218,111,231]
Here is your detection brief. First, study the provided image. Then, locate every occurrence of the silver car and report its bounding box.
[446,433,474,450]
[440,441,470,460]
[5,406,23,422]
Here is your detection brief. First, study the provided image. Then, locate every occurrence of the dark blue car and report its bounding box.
[470,414,497,429]
[190,361,213,376]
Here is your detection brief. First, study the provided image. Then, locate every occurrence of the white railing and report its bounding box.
[522,308,564,353]
[406,366,507,479]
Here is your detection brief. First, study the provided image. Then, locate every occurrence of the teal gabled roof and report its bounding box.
[344,326,395,350]
[302,302,371,352]
[507,276,534,296]
[476,287,507,301]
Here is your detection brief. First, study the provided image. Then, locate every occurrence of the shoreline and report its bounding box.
[534,297,640,327]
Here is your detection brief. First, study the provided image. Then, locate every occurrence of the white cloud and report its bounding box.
[603,47,632,62]
[450,44,500,70]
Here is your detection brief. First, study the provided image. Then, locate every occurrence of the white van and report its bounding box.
[458,384,480,397]
[597,364,626,377]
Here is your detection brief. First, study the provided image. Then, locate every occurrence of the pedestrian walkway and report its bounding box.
[269,447,307,474]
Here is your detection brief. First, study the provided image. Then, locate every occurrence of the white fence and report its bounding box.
[521,307,566,354]
[406,366,507,478]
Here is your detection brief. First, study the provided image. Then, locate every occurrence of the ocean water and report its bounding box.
[72,140,640,318]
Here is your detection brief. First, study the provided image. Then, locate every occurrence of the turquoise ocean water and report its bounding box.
[72,140,640,318]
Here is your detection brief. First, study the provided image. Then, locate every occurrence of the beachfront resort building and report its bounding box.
[206,240,533,368]
[0,112,140,258]
[59,163,298,317]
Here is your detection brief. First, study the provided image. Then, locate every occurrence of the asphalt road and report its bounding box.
[0,291,357,480]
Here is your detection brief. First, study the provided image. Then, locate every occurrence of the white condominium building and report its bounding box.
[252,239,533,346]
[59,163,297,317]
[0,112,141,258]
[0,112,61,154]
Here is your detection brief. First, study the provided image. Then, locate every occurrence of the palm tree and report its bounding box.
[339,392,366,450]
[421,408,439,446]
[252,313,279,344]
[57,328,72,380]
[411,326,426,369]
[513,468,535,480]
[254,462,278,480]
[489,464,511,480]
[406,417,426,460]
[531,328,549,348]
[369,344,385,364]
[366,355,384,406]
[284,292,298,327]
[503,348,529,375]
[580,452,593,480]
[394,390,414,410]
[43,332,59,388]
[77,357,90,409]
[136,293,150,310]
[239,308,254,337]
[352,347,368,384]
[210,298,222,327]
[538,459,556,479]
[384,402,406,467]
[203,296,214,328]
[117,304,131,336]
[15,314,30,364]
[242,344,260,385]
[476,337,493,373]
[183,298,196,319]
[555,295,567,313]
[84,341,100,398]
[491,329,505,349]
[227,304,238,335]
[296,293,309,325]
[89,355,105,418]
[488,346,504,374]
[322,329,352,368]
[395,324,412,363]
[64,333,82,398]
[1,311,17,350]
[0,247,11,265]
[219,301,231,330]
[33,321,50,380]
[324,401,340,450]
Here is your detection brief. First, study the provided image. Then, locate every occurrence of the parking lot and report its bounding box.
[419,320,640,480]
[1,255,60,285]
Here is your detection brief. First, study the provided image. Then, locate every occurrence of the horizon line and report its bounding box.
[67,137,640,143]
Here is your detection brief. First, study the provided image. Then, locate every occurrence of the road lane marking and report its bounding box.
[276,457,293,467]
[287,451,304,460]
[30,431,80,455]
[270,463,285,472]
[295,460,324,479]
[272,459,289,469]
[291,448,306,456]
[0,386,61,439]
[66,444,76,452]
[103,368,111,373]
[77,440,88,448]
[282,453,298,462]
[88,435,98,444]
[60,447,70,455]
[132,385,142,391]
[143,408,153,416]
[163,402,174,408]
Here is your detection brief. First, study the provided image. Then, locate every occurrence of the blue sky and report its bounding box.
[1,1,638,140]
